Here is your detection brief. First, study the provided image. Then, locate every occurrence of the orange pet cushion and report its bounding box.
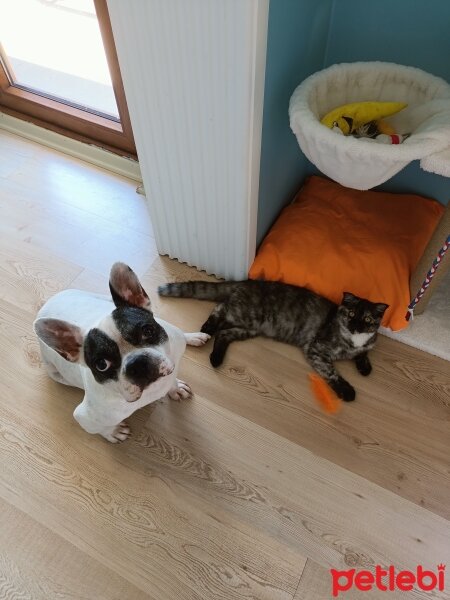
[249,176,444,331]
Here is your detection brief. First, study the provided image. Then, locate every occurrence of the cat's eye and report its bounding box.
[96,358,112,372]
[364,317,372,323]
[348,310,355,317]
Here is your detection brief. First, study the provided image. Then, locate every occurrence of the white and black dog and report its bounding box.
[34,262,209,443]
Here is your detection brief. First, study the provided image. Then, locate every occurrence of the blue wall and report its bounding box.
[324,0,450,205]
[257,0,333,243]
[324,0,450,79]
[257,0,450,244]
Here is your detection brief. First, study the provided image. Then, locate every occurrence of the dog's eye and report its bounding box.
[96,358,112,372]
[348,310,355,317]
[141,323,154,338]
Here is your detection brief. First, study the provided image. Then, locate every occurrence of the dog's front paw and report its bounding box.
[185,332,211,347]
[103,421,131,443]
[168,379,192,401]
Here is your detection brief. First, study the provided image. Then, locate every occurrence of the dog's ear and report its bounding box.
[34,318,84,362]
[109,262,151,311]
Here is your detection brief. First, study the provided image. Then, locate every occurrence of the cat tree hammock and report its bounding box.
[289,62,450,190]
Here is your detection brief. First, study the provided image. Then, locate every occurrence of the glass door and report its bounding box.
[0,0,135,156]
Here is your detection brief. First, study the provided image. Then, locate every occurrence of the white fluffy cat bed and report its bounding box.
[289,62,450,189]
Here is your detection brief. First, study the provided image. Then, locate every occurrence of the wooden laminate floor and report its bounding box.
[0,130,449,600]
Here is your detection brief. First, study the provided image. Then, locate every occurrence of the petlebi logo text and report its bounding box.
[331,564,446,597]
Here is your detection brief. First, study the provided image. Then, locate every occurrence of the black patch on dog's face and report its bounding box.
[84,328,122,383]
[112,306,168,347]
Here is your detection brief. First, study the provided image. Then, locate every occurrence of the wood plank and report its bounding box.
[150,279,450,521]
[73,258,450,523]
[2,298,448,597]
[0,230,82,314]
[0,304,305,600]
[0,130,449,600]
[127,394,450,570]
[0,131,152,235]
[0,199,156,279]
[0,497,151,600]
[0,411,305,600]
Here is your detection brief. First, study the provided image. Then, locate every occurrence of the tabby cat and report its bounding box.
[158,280,388,401]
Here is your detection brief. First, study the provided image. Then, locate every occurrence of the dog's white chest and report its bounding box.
[350,332,374,347]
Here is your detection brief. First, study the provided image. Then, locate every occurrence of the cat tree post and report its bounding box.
[409,202,450,315]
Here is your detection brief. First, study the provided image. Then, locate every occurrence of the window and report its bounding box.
[0,0,135,156]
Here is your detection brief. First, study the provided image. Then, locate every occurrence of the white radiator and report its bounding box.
[107,0,268,279]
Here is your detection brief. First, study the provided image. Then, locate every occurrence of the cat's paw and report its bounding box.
[201,320,217,336]
[209,351,224,368]
[168,379,192,401]
[333,378,356,402]
[355,355,372,376]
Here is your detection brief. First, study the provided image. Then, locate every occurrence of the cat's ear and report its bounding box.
[342,291,359,307]
[373,302,389,316]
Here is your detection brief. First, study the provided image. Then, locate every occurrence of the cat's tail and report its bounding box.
[158,281,242,302]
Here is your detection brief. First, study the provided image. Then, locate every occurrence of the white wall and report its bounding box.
[107,0,268,279]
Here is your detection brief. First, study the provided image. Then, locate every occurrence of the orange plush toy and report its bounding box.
[309,373,342,414]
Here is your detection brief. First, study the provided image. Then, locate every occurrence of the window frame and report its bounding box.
[0,0,135,157]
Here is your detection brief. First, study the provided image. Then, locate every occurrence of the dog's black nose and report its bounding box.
[126,353,148,375]
[125,354,161,389]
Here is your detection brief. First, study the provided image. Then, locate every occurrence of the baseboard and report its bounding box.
[0,111,142,182]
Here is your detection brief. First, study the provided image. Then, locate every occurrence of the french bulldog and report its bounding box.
[34,262,210,443]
